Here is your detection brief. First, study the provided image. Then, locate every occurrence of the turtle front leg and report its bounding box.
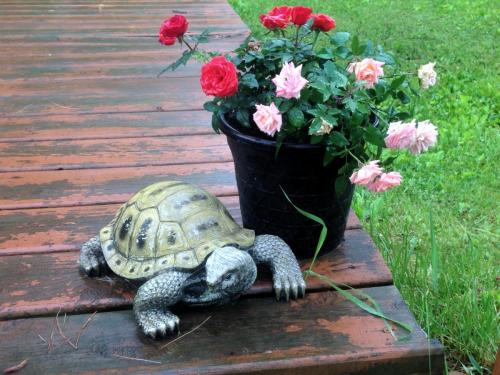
[79,236,108,276]
[249,235,306,301]
[134,270,189,339]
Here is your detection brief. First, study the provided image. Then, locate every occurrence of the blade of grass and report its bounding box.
[281,187,413,334]
[429,209,439,290]
[305,270,413,332]
[280,186,327,274]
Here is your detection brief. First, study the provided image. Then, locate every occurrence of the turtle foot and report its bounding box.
[274,270,306,301]
[136,310,180,339]
[79,236,107,277]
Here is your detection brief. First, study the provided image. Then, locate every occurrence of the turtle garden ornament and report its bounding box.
[79,181,306,338]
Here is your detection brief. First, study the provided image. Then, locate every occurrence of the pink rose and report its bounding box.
[409,120,438,154]
[349,160,382,186]
[347,58,385,88]
[385,120,417,150]
[272,61,309,99]
[367,172,402,192]
[253,103,282,137]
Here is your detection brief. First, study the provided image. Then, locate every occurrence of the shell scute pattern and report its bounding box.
[100,182,255,279]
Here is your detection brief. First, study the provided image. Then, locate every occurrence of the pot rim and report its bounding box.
[219,113,324,150]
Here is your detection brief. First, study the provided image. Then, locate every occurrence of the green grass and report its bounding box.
[228,0,499,371]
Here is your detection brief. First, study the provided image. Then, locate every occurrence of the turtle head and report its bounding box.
[205,247,257,296]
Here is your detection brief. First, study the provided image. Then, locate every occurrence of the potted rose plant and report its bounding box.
[157,7,438,258]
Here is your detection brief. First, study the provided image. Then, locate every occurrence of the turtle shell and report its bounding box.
[99,181,255,279]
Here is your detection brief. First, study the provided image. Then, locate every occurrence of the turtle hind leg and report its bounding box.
[79,235,108,277]
[134,270,188,339]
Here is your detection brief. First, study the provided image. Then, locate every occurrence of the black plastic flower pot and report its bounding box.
[219,114,355,259]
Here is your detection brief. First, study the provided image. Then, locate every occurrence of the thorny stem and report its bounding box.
[181,36,196,52]
[346,149,364,165]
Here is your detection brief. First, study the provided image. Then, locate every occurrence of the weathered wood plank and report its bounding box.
[0,195,242,255]
[0,229,387,320]
[0,36,247,81]
[0,162,237,210]
[0,134,231,172]
[0,34,245,56]
[0,286,444,374]
[0,76,208,116]
[0,194,361,255]
[0,111,212,142]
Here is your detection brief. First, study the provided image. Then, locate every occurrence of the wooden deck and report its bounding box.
[0,1,444,374]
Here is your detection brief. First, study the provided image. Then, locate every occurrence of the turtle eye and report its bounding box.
[224,273,232,282]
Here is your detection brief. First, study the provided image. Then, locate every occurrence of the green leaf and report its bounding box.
[343,98,357,113]
[236,109,250,127]
[211,114,221,134]
[278,100,294,113]
[203,101,219,113]
[316,47,334,60]
[310,134,323,144]
[308,118,323,135]
[335,46,351,59]
[191,28,212,44]
[351,35,361,55]
[335,175,349,196]
[157,50,194,77]
[331,32,350,46]
[390,75,406,91]
[396,90,411,104]
[288,107,305,128]
[364,126,386,147]
[240,74,259,89]
[395,111,411,120]
[329,131,349,147]
[375,52,396,65]
[363,40,374,56]
[309,81,331,102]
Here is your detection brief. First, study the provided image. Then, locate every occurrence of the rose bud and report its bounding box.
[247,40,261,51]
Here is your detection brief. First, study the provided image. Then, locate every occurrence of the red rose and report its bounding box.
[159,15,188,38]
[291,6,312,26]
[200,56,238,97]
[311,14,336,32]
[158,34,176,46]
[259,6,291,29]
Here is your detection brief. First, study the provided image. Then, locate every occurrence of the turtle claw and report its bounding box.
[274,285,282,301]
[137,310,179,339]
[273,273,306,302]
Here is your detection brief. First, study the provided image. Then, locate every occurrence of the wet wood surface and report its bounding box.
[0,0,443,373]
[0,286,444,374]
[0,229,392,320]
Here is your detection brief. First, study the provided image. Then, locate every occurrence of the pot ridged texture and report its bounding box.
[99,181,255,279]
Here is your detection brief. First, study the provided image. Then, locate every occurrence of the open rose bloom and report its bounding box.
[160,5,439,194]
